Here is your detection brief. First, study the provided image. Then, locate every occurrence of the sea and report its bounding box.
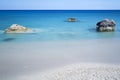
[1,10,120,80]
[0,10,120,42]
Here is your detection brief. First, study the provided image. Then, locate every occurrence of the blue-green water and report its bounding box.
[0,10,120,42]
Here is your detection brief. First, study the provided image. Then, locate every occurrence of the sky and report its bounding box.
[0,0,120,10]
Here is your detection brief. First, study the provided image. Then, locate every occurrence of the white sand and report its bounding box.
[16,63,120,80]
[0,38,120,80]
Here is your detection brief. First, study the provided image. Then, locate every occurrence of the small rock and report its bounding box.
[67,18,77,22]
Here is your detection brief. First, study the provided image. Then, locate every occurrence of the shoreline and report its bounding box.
[0,37,120,43]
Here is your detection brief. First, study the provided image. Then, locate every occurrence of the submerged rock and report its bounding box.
[96,19,116,32]
[2,38,15,42]
[4,24,33,33]
[67,18,77,22]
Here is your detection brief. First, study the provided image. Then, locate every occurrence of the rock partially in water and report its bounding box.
[4,24,33,33]
[67,18,77,22]
[96,19,116,32]
[2,38,15,42]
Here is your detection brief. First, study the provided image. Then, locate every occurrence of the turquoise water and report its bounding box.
[0,10,120,42]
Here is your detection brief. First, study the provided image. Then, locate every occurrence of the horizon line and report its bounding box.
[0,9,120,10]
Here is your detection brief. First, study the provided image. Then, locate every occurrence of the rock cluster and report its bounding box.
[3,19,116,34]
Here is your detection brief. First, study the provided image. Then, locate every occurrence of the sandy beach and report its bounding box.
[16,63,120,80]
[0,38,120,80]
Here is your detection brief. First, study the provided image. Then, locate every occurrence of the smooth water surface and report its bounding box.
[0,10,120,42]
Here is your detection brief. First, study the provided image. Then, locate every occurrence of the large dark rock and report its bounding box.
[96,19,116,32]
